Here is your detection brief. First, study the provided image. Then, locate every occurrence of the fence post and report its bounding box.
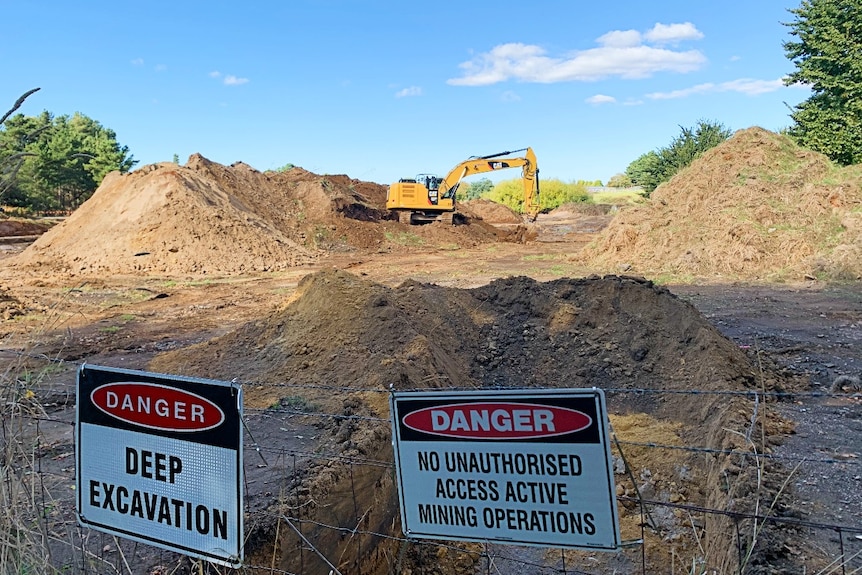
[350,462,361,574]
[838,527,846,575]
[292,452,302,573]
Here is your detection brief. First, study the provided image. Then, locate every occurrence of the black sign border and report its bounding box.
[390,388,621,551]
[76,364,244,567]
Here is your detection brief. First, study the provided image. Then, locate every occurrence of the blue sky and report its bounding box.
[2,1,808,185]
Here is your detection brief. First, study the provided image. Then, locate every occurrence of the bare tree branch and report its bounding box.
[1,88,45,202]
[0,87,40,126]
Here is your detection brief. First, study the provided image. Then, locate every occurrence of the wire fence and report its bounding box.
[1,351,861,575]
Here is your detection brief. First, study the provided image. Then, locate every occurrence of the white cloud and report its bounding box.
[644,22,704,44]
[586,94,616,105]
[720,78,786,95]
[448,23,705,86]
[223,75,249,86]
[647,83,715,99]
[154,64,167,72]
[395,86,422,98]
[729,55,742,62]
[211,71,249,86]
[501,90,521,102]
[646,77,787,99]
[597,30,642,48]
[131,58,144,66]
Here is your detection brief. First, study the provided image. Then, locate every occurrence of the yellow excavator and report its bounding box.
[386,147,540,224]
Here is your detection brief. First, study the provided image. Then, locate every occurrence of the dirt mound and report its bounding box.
[0,286,27,322]
[8,156,512,277]
[10,159,320,276]
[578,127,862,280]
[0,217,54,237]
[151,269,798,574]
[461,198,524,224]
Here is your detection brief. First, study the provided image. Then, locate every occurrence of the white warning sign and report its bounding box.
[390,388,620,550]
[76,365,243,567]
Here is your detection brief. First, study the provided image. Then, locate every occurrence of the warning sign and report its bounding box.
[76,365,243,567]
[390,389,620,550]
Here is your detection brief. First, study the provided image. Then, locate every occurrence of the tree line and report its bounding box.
[457,178,601,213]
[0,88,136,212]
[624,0,861,195]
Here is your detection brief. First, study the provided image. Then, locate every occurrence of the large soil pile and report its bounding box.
[151,269,798,575]
[461,198,524,224]
[579,128,862,280]
[10,156,508,277]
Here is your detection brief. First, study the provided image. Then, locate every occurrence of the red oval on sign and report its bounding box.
[402,402,593,440]
[91,382,225,432]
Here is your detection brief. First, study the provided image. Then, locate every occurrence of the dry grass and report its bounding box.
[1,354,55,574]
[0,291,142,575]
[576,128,862,281]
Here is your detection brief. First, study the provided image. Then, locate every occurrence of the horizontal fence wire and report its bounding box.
[618,497,862,534]
[11,401,862,468]
[1,347,860,400]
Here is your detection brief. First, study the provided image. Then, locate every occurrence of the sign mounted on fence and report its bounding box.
[390,388,620,550]
[76,365,243,567]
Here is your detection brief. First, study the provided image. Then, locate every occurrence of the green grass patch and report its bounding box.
[588,190,646,205]
[820,163,862,186]
[384,231,425,246]
[522,253,564,262]
[735,171,753,186]
[14,363,66,386]
[274,395,319,412]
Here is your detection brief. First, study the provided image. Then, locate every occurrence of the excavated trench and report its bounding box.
[151,270,801,574]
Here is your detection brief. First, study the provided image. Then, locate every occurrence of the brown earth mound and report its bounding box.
[578,127,862,280]
[9,155,510,277]
[0,285,41,321]
[151,269,798,575]
[551,202,614,216]
[461,198,524,224]
[0,217,54,237]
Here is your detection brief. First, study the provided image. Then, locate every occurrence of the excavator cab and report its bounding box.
[411,174,438,205]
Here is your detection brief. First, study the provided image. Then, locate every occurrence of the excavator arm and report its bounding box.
[438,147,540,221]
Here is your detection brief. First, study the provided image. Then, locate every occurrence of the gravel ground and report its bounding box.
[674,283,862,572]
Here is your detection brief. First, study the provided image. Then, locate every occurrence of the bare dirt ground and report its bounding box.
[672,283,862,536]
[1,131,860,574]
[2,219,859,575]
